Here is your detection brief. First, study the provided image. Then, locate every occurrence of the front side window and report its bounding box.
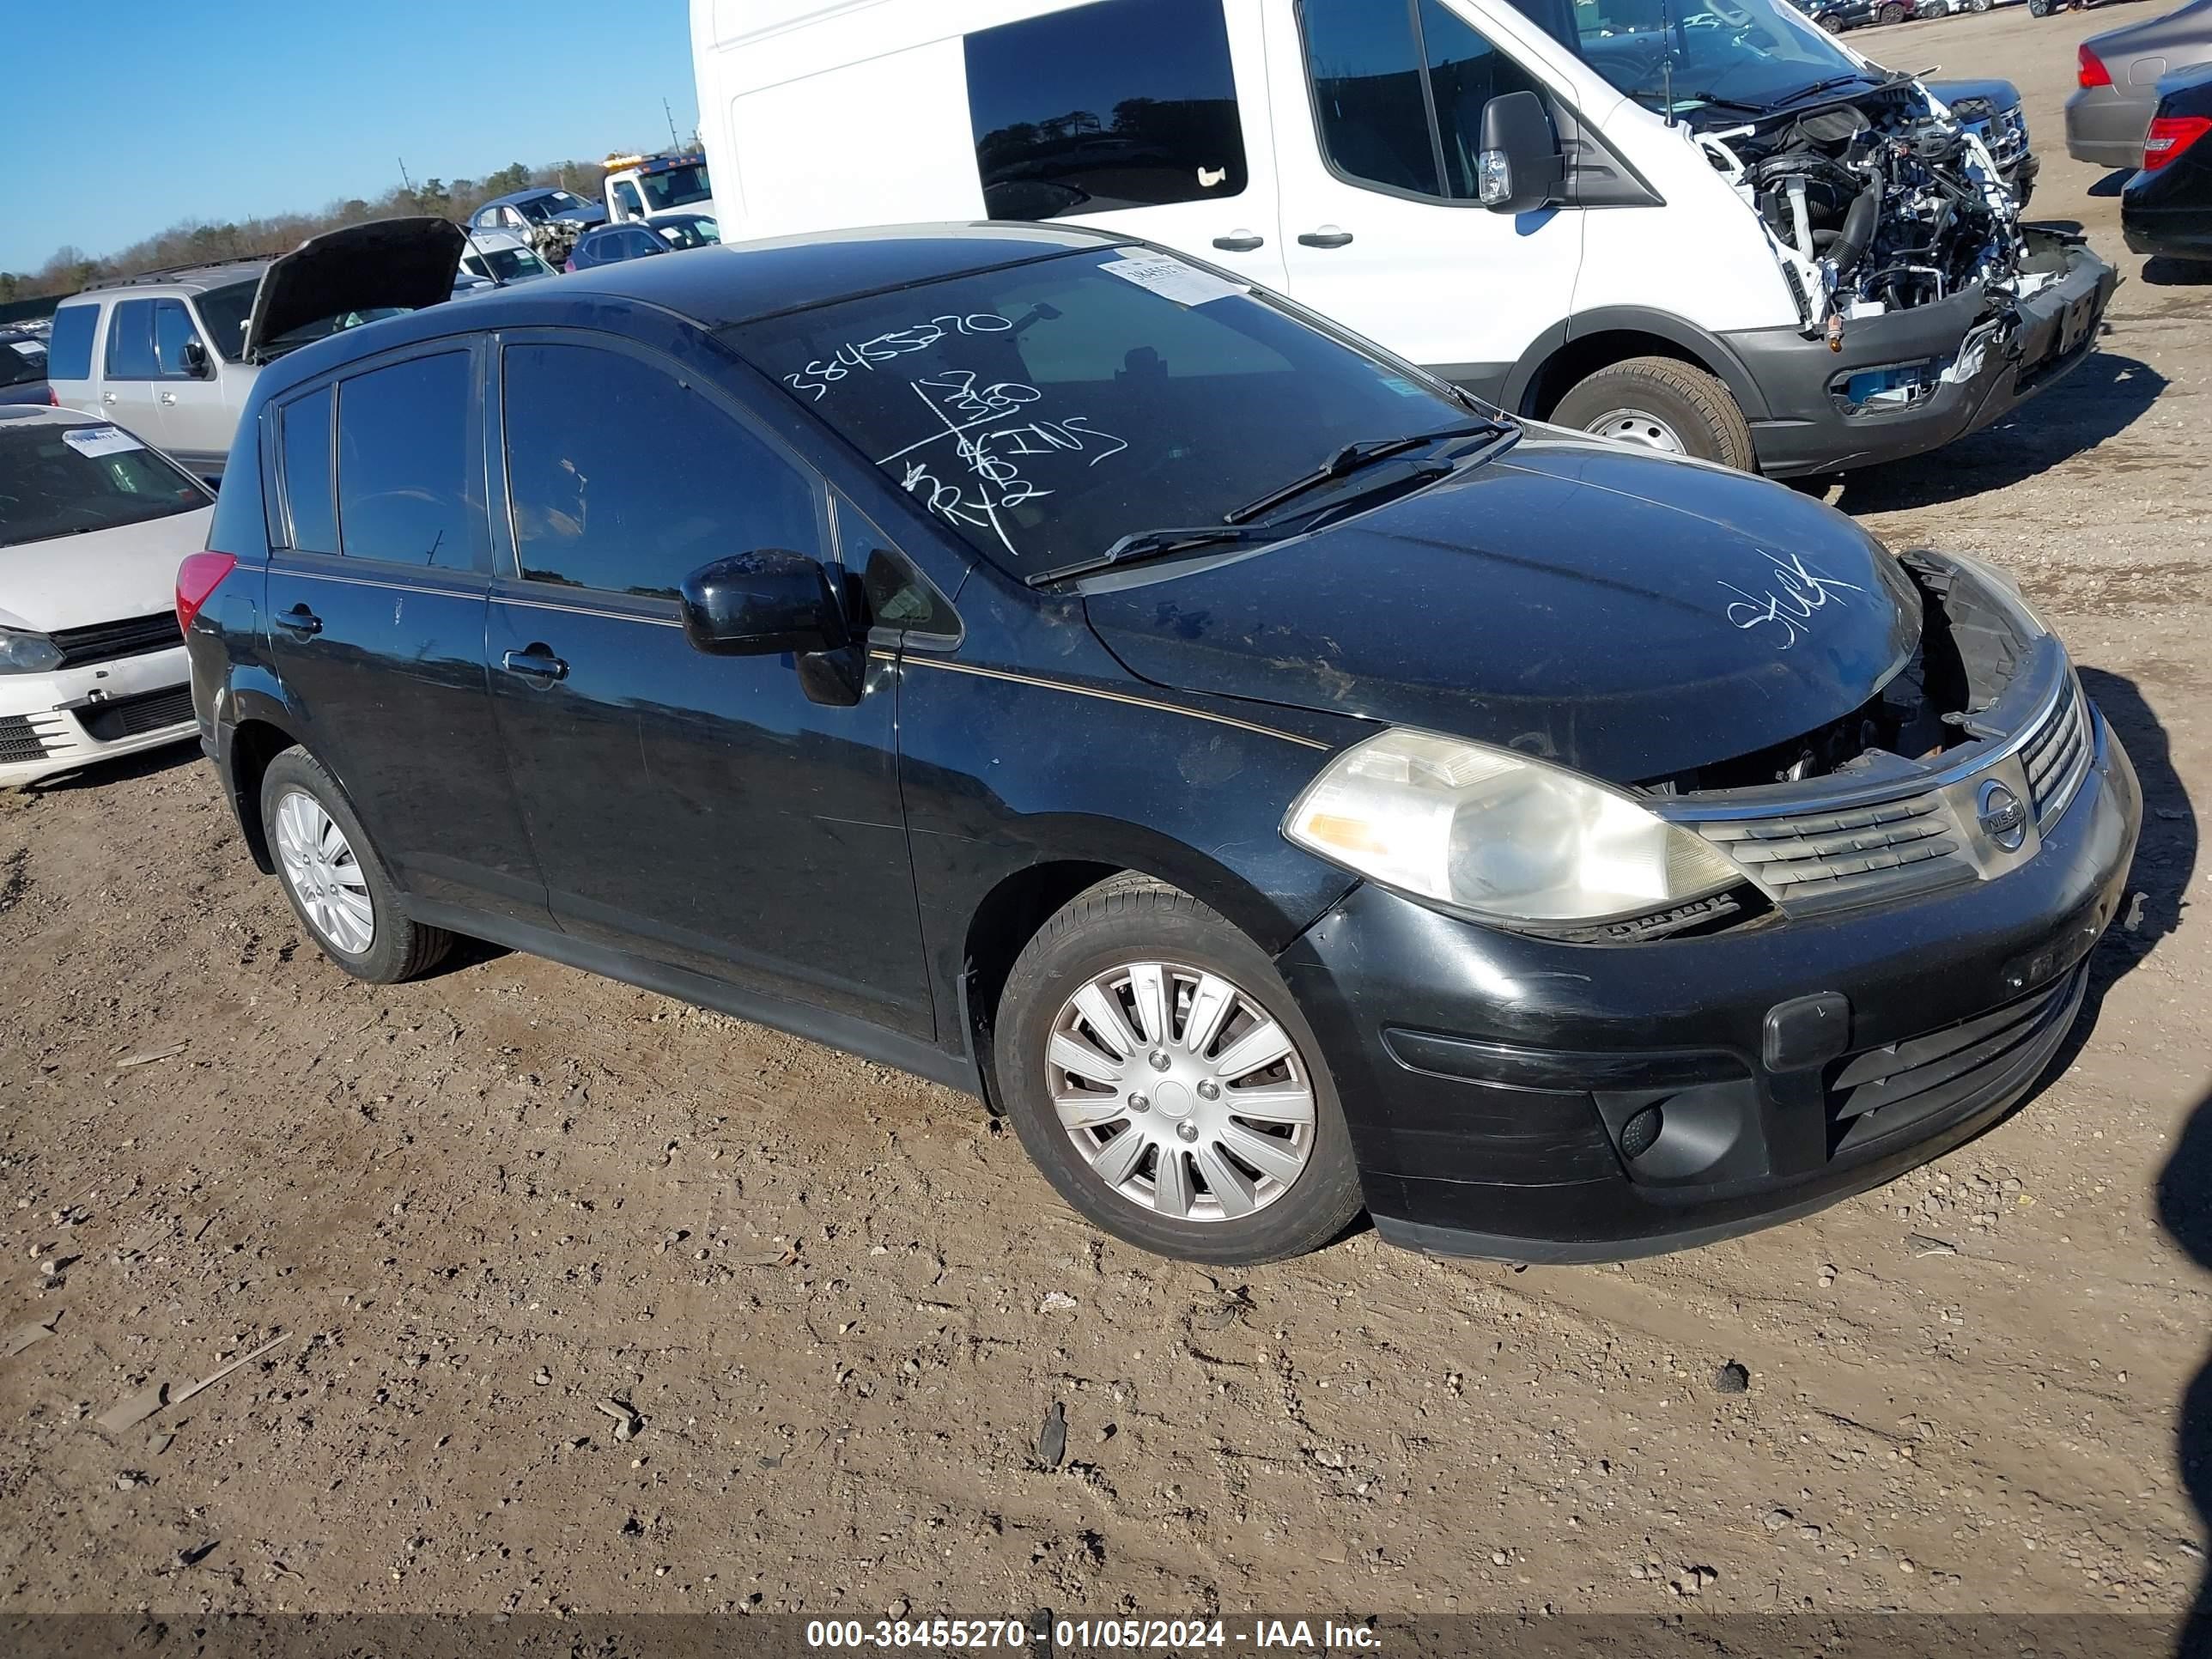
[734,246,1479,579]
[1303,0,1547,201]
[611,181,646,218]
[964,0,1249,222]
[279,386,339,555]
[103,299,161,380]
[46,306,98,382]
[501,343,820,600]
[152,300,206,377]
[0,422,210,549]
[335,351,479,570]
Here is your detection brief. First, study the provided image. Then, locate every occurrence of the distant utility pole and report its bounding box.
[665,98,682,152]
[398,156,416,196]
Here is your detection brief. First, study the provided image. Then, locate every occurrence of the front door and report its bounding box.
[1264,0,1585,392]
[960,0,1291,292]
[261,346,549,924]
[483,330,933,1039]
[149,297,233,473]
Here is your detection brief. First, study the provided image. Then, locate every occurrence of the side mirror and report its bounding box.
[180,338,211,378]
[679,550,848,657]
[1477,89,1565,215]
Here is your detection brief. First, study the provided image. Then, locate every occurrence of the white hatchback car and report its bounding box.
[0,406,214,786]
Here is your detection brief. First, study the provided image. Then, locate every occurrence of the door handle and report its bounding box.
[159,392,177,406]
[1297,227,1355,249]
[100,392,118,404]
[1212,230,1265,252]
[275,605,322,637]
[501,647,568,683]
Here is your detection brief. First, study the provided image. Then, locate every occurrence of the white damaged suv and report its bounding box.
[0,407,214,787]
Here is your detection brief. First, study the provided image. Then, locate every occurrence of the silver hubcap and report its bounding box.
[1587,408,1686,454]
[1046,960,1316,1223]
[273,789,374,955]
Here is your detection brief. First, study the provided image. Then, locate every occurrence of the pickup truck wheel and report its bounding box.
[1552,356,1758,471]
[994,875,1364,1265]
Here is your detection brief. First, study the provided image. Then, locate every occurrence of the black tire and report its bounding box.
[2027,0,2048,15]
[1877,1,1906,19]
[994,875,1364,1265]
[259,745,451,984]
[1550,356,1758,472]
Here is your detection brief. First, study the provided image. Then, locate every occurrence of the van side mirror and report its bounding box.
[680,550,849,657]
[1477,90,1565,215]
[181,338,211,378]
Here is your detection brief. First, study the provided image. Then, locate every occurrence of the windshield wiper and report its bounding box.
[1675,90,1772,116]
[1223,420,1507,526]
[1025,523,1284,588]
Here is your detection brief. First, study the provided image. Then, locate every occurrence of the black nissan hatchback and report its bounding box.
[181,224,2140,1265]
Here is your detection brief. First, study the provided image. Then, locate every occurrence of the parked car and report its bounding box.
[459,228,561,286]
[0,329,50,408]
[2067,0,2212,168]
[2124,58,2212,257]
[563,214,720,270]
[1927,77,2039,204]
[183,225,2139,1265]
[467,188,607,238]
[0,407,215,787]
[601,151,719,225]
[691,0,2113,481]
[43,219,466,481]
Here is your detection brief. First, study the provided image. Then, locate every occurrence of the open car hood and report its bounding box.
[1080,429,1923,786]
[244,217,465,362]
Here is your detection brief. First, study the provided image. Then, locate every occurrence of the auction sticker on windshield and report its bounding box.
[1097,254,1244,308]
[60,426,143,459]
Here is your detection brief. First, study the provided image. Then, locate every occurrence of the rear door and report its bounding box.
[482,328,933,1037]
[261,342,548,925]
[959,0,1291,291]
[96,299,167,443]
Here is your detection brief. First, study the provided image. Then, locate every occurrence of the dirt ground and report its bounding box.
[4,6,2211,1642]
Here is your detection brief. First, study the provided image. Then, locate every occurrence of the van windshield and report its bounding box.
[733,246,1488,579]
[1505,0,1868,116]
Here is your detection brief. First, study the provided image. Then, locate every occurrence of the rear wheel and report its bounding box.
[1551,356,1758,471]
[1876,1,1907,19]
[2027,0,2049,14]
[994,876,1363,1265]
[260,746,450,983]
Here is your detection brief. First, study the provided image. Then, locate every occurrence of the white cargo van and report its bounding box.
[690,0,2113,474]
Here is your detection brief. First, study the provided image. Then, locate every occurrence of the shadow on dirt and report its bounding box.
[2143,257,2212,288]
[29,738,199,793]
[2160,1092,2212,1657]
[2087,170,2131,198]
[1829,351,2166,514]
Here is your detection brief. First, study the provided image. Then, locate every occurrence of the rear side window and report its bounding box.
[335,351,481,571]
[0,340,42,388]
[279,386,339,555]
[105,300,161,380]
[501,342,820,600]
[964,0,1249,221]
[1302,0,1548,202]
[46,306,97,381]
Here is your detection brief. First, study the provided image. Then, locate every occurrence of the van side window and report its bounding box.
[104,300,161,380]
[501,343,821,600]
[963,0,1249,222]
[279,386,340,556]
[46,306,98,382]
[1302,0,1549,202]
[336,351,482,571]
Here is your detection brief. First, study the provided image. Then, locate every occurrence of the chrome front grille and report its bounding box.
[1695,794,1961,906]
[2021,676,2091,829]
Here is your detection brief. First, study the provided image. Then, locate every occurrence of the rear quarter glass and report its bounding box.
[207,409,272,560]
[46,304,99,383]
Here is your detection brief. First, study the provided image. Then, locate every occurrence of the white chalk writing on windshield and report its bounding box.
[782,313,1013,402]
[1717,551,1865,651]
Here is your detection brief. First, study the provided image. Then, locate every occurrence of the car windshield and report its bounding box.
[261,307,410,357]
[638,165,713,210]
[1505,0,1867,116]
[0,340,43,388]
[0,423,210,549]
[193,278,259,364]
[732,246,1491,579]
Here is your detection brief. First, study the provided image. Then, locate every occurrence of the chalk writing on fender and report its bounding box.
[1717,551,1865,651]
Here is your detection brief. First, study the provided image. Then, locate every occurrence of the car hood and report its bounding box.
[1080,430,1923,785]
[0,505,214,635]
[244,216,465,362]
[1924,77,2021,114]
[554,204,609,225]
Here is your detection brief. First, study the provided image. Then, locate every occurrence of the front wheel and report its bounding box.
[994,876,1364,1265]
[2027,0,2049,15]
[1550,356,1758,471]
[1876,1,1907,20]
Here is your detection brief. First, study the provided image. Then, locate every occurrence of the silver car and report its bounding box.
[2066,0,2212,169]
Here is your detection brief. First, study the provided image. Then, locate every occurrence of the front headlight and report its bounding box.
[1284,729,1741,926]
[0,626,63,675]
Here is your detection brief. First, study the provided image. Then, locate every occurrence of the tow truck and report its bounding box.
[601,151,718,226]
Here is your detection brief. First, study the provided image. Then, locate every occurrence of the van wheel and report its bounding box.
[994,875,1364,1265]
[260,746,451,983]
[1551,356,1757,471]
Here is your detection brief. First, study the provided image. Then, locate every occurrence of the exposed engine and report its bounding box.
[1695,82,2046,337]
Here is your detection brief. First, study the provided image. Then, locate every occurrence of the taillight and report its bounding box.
[46,386,58,406]
[2145,113,2212,170]
[176,551,239,634]
[2078,46,2112,88]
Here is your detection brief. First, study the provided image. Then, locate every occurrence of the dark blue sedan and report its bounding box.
[563,214,721,271]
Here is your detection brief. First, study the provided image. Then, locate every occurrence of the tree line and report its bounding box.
[0,158,614,304]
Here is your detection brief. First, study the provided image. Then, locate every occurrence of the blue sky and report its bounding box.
[5,0,698,272]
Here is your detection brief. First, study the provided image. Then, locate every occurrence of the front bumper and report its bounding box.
[1276,711,2140,1262]
[1729,228,2117,477]
[0,644,197,787]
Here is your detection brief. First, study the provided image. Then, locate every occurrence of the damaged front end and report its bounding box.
[1648,551,2094,923]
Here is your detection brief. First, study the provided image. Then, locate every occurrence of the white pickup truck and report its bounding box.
[600,151,720,226]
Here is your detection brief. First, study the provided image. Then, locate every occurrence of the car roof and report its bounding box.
[482,188,571,209]
[247,222,1128,401]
